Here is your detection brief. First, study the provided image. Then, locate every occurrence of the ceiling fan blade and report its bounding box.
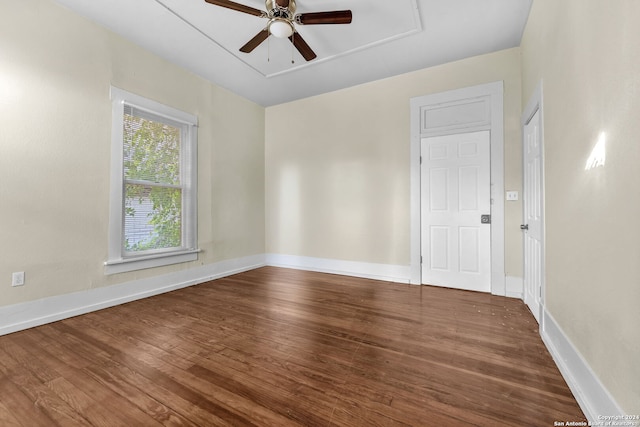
[240,29,270,53]
[289,32,317,61]
[204,0,264,17]
[296,10,352,25]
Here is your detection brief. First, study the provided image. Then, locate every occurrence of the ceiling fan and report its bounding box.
[204,0,353,61]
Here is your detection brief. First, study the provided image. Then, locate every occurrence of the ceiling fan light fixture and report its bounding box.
[204,0,351,62]
[269,18,293,38]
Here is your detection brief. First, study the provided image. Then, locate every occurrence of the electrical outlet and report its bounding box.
[506,191,519,201]
[12,272,25,287]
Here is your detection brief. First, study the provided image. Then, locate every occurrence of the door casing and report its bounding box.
[410,81,505,295]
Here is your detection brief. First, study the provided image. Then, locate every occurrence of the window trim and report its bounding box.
[105,86,199,275]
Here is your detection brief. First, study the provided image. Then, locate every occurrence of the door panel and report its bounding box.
[459,227,480,273]
[421,131,491,292]
[523,109,543,322]
[459,166,480,211]
[430,169,449,210]
[430,227,450,270]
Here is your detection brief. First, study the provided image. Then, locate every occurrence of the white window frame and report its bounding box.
[105,87,198,275]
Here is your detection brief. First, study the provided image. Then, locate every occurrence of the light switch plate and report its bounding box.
[506,191,519,201]
[12,272,25,287]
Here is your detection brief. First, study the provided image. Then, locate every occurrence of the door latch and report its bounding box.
[481,214,491,224]
[520,224,529,230]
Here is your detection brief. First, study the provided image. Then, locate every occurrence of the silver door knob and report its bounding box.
[520,224,529,230]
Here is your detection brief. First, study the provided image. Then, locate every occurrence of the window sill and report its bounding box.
[104,249,200,275]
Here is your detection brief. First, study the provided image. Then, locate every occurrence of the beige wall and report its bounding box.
[266,48,523,275]
[0,0,265,307]
[521,0,640,412]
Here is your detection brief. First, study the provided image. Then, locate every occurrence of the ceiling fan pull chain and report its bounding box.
[267,35,270,62]
[291,32,295,64]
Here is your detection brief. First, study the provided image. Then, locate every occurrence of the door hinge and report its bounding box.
[420,156,423,164]
[420,256,423,263]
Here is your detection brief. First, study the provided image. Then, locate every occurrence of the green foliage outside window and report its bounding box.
[123,111,182,252]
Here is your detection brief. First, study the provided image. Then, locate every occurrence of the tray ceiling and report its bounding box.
[50,0,532,106]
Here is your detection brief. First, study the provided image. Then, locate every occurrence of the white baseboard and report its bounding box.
[0,254,409,337]
[541,309,624,423]
[505,276,523,299]
[0,254,266,336]
[266,254,412,284]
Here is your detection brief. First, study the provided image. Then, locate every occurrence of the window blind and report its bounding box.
[122,105,184,254]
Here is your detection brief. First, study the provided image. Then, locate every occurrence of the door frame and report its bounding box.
[410,81,505,295]
[521,81,546,324]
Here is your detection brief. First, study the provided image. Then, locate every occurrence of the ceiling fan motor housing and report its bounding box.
[266,0,295,19]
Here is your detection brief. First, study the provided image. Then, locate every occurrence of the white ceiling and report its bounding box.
[51,0,532,106]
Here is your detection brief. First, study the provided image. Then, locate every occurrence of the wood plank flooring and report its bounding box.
[0,266,585,426]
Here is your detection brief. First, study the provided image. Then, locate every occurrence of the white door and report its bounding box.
[421,131,492,292]
[523,110,543,323]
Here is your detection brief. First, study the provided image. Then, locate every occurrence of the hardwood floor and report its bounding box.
[0,267,585,426]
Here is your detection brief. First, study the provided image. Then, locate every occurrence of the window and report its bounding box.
[105,87,198,274]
